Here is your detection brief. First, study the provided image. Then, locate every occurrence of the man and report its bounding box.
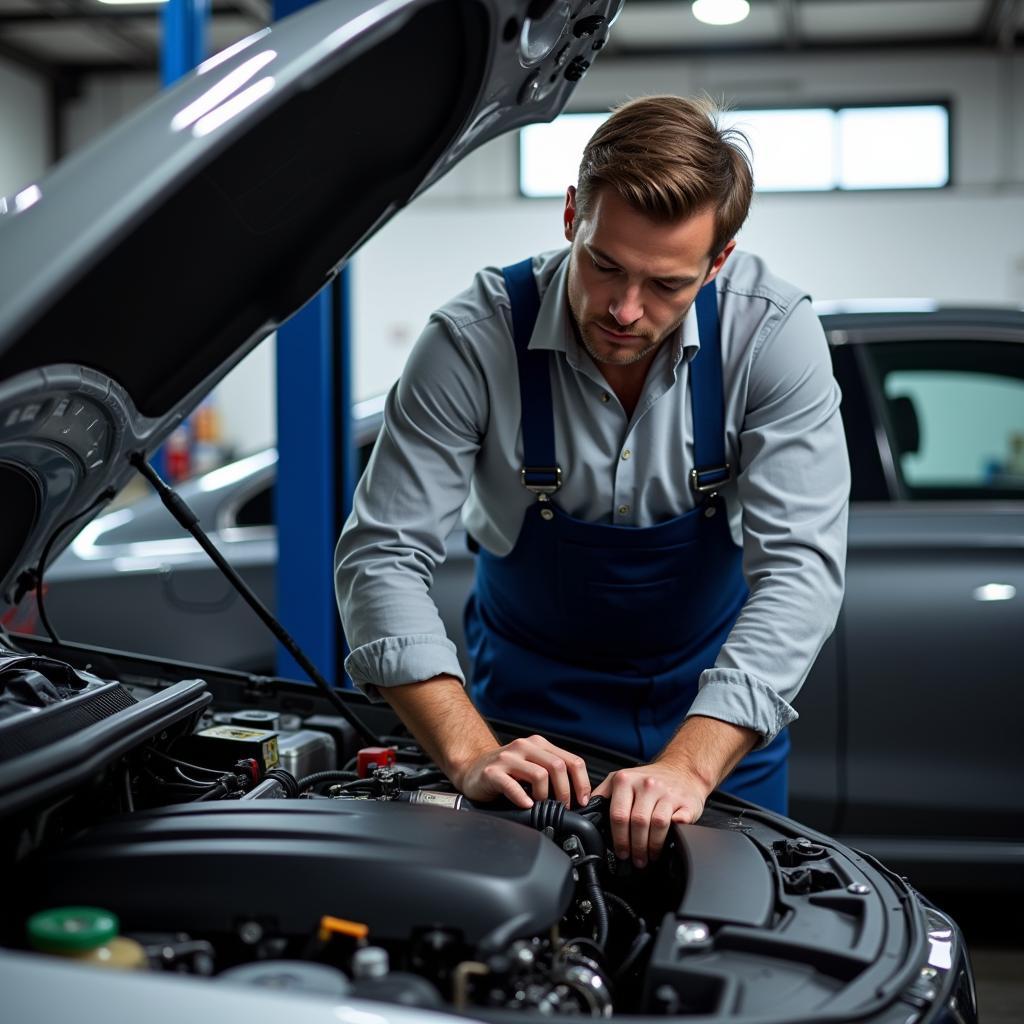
[336,96,849,868]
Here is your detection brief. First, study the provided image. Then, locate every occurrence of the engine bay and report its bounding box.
[0,637,967,1022]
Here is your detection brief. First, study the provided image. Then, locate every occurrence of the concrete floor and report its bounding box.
[972,950,1024,1024]
[923,890,1024,1024]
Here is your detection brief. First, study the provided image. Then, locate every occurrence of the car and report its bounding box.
[0,0,979,1022]
[30,394,482,677]
[32,304,1024,893]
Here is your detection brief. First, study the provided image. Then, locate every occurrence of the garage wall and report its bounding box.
[62,73,159,155]
[352,47,1024,402]
[0,58,50,198]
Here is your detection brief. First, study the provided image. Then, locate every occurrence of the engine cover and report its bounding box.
[28,800,574,947]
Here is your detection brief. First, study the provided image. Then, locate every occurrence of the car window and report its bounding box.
[234,485,274,527]
[860,339,1024,500]
[230,438,377,529]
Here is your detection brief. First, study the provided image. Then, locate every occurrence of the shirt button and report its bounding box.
[621,449,631,461]
[618,504,630,515]
[600,392,611,403]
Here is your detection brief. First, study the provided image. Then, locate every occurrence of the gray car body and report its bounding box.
[38,305,1024,891]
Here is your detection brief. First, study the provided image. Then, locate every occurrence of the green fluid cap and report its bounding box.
[27,907,120,953]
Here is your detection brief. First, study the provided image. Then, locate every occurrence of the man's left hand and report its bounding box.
[592,716,760,867]
[592,763,708,869]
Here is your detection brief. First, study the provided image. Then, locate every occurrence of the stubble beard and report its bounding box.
[579,322,661,367]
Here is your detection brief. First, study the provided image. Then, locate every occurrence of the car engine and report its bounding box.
[0,645,973,1022]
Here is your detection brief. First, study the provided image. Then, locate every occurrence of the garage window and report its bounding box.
[519,103,950,197]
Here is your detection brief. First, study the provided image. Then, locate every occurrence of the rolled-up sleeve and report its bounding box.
[335,312,488,700]
[687,297,850,746]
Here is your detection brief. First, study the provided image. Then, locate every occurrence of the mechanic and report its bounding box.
[336,96,850,868]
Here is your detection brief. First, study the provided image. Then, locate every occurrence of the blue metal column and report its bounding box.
[273,0,356,684]
[161,0,209,85]
[154,0,209,483]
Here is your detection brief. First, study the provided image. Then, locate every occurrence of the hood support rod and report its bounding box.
[129,451,378,746]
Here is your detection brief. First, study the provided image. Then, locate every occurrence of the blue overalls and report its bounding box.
[464,259,790,813]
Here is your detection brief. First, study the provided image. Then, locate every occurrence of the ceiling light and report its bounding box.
[95,0,168,6]
[691,0,750,26]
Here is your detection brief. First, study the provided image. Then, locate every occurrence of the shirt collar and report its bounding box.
[526,247,703,370]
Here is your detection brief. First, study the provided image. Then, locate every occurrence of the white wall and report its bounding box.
[214,336,278,457]
[352,47,1024,401]
[62,73,159,154]
[0,58,49,197]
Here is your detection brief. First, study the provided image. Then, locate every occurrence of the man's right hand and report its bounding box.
[380,675,590,809]
[452,735,592,809]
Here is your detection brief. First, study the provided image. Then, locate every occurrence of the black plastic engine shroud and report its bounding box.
[29,800,575,947]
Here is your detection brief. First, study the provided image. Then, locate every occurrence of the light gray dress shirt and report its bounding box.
[335,248,850,747]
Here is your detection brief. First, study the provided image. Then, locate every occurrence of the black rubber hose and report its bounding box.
[472,800,606,858]
[193,781,231,802]
[604,891,640,927]
[264,768,299,798]
[297,769,361,790]
[579,859,609,948]
[130,453,378,745]
[471,799,610,949]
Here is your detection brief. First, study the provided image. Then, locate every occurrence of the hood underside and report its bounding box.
[0,0,621,602]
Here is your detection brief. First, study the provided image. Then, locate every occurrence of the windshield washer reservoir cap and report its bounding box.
[28,907,119,953]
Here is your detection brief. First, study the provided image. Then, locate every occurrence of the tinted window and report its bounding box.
[860,340,1024,500]
[235,485,274,527]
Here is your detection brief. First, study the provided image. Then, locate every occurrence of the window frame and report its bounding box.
[517,99,954,198]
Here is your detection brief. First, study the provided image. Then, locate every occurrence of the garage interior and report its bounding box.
[0,1,1021,1020]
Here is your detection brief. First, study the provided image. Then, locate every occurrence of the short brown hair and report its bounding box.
[576,95,753,258]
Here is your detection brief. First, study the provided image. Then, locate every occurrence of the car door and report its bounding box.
[831,319,1024,846]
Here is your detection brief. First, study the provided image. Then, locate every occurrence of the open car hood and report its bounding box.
[0,0,621,604]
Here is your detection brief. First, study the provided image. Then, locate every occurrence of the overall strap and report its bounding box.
[690,279,732,497]
[502,259,561,498]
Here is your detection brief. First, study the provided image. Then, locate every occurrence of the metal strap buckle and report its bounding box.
[690,464,732,495]
[521,465,562,500]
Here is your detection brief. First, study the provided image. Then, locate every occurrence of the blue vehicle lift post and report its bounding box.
[272,0,356,686]
[160,0,353,685]
[161,0,209,85]
[156,0,208,482]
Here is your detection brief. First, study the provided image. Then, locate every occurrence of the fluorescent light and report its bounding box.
[691,0,750,26]
[973,584,1017,603]
[96,0,168,5]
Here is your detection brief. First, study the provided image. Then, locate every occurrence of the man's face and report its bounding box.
[564,186,734,368]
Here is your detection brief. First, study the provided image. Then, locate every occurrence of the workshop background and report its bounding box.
[0,1,1021,1019]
